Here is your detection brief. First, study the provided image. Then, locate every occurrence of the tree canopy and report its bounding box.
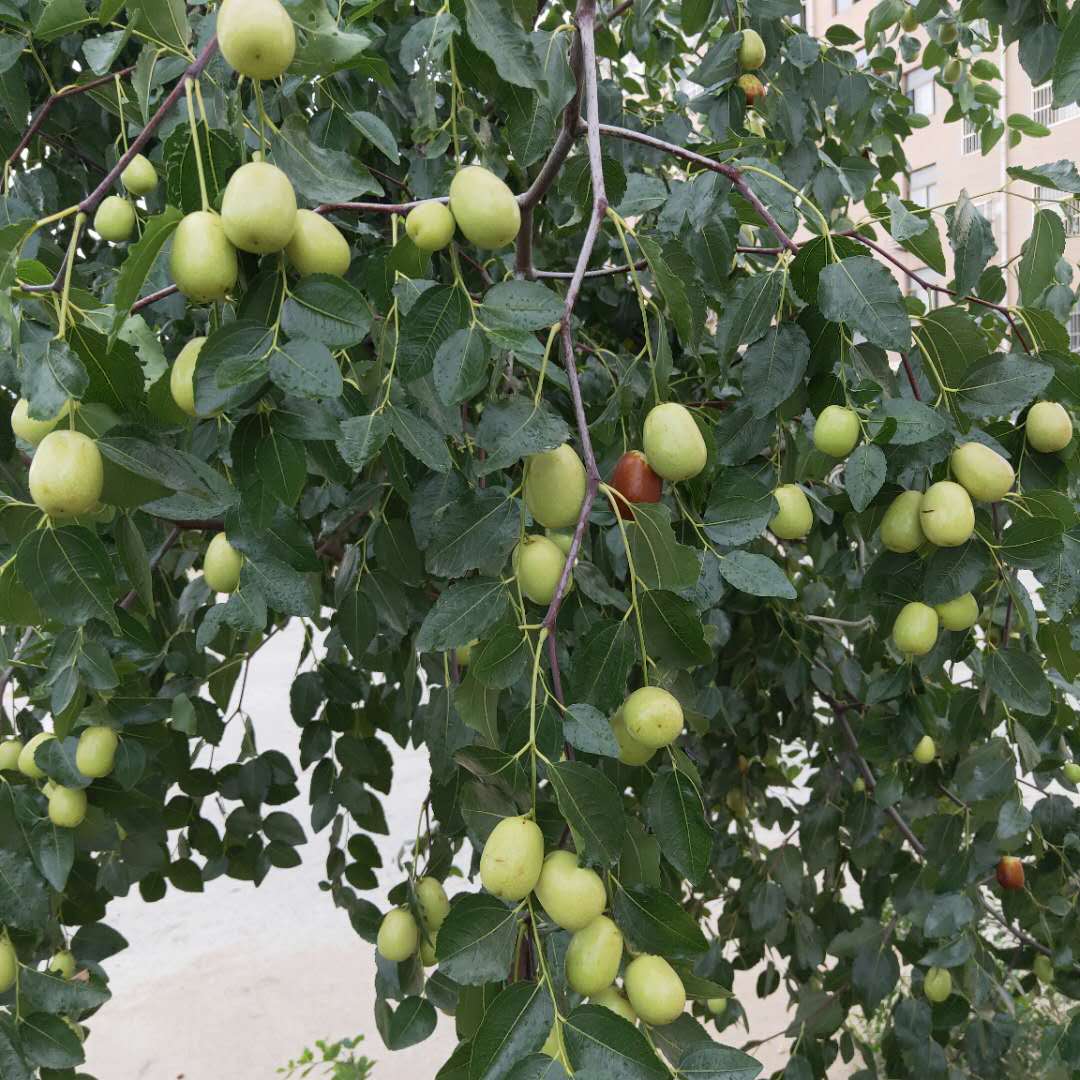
[1,0,1080,1077]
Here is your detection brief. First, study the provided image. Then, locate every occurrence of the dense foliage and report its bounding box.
[1,0,1080,1076]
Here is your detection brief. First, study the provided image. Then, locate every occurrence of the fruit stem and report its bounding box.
[55,211,85,339]
[184,79,211,213]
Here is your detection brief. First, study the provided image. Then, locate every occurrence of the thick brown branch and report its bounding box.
[540,0,605,705]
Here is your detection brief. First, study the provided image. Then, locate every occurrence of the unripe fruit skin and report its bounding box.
[405,201,456,252]
[893,602,939,657]
[853,777,866,793]
[76,726,119,779]
[454,641,476,668]
[939,22,958,45]
[1034,954,1055,984]
[479,815,544,901]
[29,430,104,517]
[377,908,419,962]
[1026,401,1073,453]
[707,997,728,1016]
[770,484,813,540]
[171,337,206,418]
[18,732,55,779]
[900,5,919,32]
[565,915,623,996]
[121,154,157,196]
[285,209,351,277]
[420,934,437,966]
[592,987,637,1023]
[624,954,686,1026]
[171,211,238,302]
[813,405,860,458]
[49,950,76,979]
[738,28,766,71]
[610,709,655,766]
[11,398,69,446]
[913,734,936,765]
[217,0,296,80]
[49,786,88,829]
[726,788,747,818]
[924,966,952,1002]
[642,403,707,482]
[738,74,766,104]
[221,162,297,254]
[0,938,15,993]
[942,58,961,84]
[204,532,244,594]
[622,686,683,749]
[880,490,925,553]
[611,451,662,519]
[525,445,587,529]
[920,481,974,547]
[534,850,607,932]
[996,856,1025,891]
[545,529,574,556]
[1063,762,1080,783]
[0,739,23,771]
[951,442,1014,502]
[935,592,979,631]
[93,196,135,242]
[448,166,520,249]
[415,877,450,932]
[514,536,571,605]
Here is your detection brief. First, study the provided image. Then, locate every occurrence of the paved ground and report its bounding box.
[82,624,814,1079]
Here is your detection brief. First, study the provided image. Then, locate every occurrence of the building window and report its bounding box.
[909,268,943,311]
[1033,85,1080,126]
[834,0,853,11]
[962,117,980,156]
[905,68,935,116]
[1070,307,1080,352]
[909,165,938,209]
[975,196,1005,255]
[1034,185,1080,237]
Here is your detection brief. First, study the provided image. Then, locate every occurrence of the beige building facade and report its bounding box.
[799,0,1080,345]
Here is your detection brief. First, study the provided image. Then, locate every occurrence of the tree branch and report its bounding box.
[539,0,605,706]
[4,65,135,184]
[594,122,799,253]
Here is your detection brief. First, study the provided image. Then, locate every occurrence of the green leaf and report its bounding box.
[271,115,381,203]
[281,0,373,75]
[389,406,453,472]
[955,355,1053,418]
[27,819,73,892]
[397,286,471,381]
[719,550,796,600]
[282,275,373,348]
[1000,516,1065,568]
[1006,160,1080,194]
[844,444,886,512]
[741,323,810,418]
[703,476,775,548]
[476,399,569,476]
[18,1012,84,1069]
[480,281,563,331]
[547,760,625,867]
[569,620,636,713]
[715,271,786,355]
[946,193,997,296]
[15,527,117,631]
[1052,2,1080,108]
[562,703,620,758]
[426,490,520,577]
[468,981,553,1080]
[20,336,87,418]
[377,996,437,1051]
[163,123,240,215]
[435,892,518,985]
[337,413,389,470]
[270,338,343,399]
[0,849,50,929]
[679,1044,763,1079]
[916,305,987,390]
[132,0,187,50]
[627,503,701,591]
[472,627,530,689]
[434,324,491,406]
[612,884,709,960]
[416,579,508,652]
[867,398,947,445]
[464,0,542,87]
[346,110,400,163]
[984,647,1052,715]
[111,206,183,327]
[922,543,992,605]
[645,768,711,885]
[817,256,911,352]
[562,1005,667,1079]
[641,590,712,669]
[1018,209,1065,306]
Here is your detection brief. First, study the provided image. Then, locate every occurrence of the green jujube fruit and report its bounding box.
[622,685,683,749]
[217,0,296,80]
[204,533,244,594]
[76,726,119,778]
[920,481,974,546]
[893,602,938,657]
[642,402,707,482]
[170,211,238,302]
[221,161,297,254]
[479,815,544,900]
[171,338,206,418]
[11,397,69,446]
[405,201,456,251]
[524,445,587,529]
[285,209,351,276]
[448,166,521,249]
[624,954,686,1026]
[377,908,419,962]
[951,442,1014,502]
[29,430,104,517]
[93,196,135,242]
[565,915,623,996]
[770,484,813,540]
[514,535,571,605]
[534,850,607,932]
[935,593,979,631]
[880,490,924,553]
[121,153,157,195]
